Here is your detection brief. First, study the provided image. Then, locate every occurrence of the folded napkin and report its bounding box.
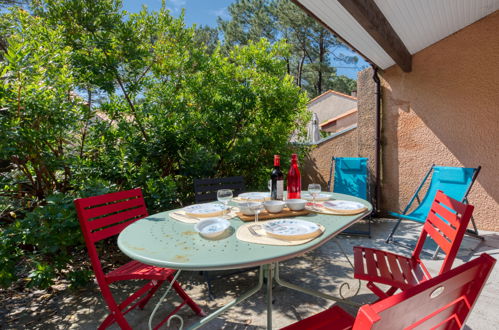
[169,207,240,224]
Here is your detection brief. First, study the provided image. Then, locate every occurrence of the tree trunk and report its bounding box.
[317,32,325,95]
[297,53,305,88]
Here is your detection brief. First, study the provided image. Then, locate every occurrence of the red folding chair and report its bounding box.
[74,188,204,330]
[282,253,496,329]
[354,190,474,299]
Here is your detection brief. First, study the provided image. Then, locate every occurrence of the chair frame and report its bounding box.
[327,157,371,237]
[193,176,252,300]
[386,164,482,244]
[194,176,245,203]
[354,190,474,300]
[75,188,203,329]
[282,253,496,330]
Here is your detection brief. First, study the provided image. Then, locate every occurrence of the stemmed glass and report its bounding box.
[249,201,264,223]
[308,183,321,208]
[217,189,233,216]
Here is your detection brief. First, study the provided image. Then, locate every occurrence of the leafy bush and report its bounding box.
[0,1,309,289]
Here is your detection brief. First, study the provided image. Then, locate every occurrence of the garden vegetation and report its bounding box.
[0,0,309,289]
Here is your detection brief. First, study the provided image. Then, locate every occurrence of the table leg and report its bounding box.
[266,264,273,329]
[274,263,361,307]
[186,266,264,330]
[149,270,182,330]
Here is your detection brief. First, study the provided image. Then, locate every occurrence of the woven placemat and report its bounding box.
[236,222,325,246]
[305,204,367,215]
[169,207,240,224]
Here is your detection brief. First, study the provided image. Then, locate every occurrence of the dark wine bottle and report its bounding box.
[271,155,284,200]
[287,154,301,199]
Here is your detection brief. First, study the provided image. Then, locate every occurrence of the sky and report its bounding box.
[121,0,369,79]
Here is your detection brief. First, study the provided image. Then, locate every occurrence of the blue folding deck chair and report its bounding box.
[327,157,370,237]
[386,165,482,244]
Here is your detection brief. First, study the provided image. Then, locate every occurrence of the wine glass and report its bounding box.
[217,189,233,216]
[308,184,321,208]
[249,201,264,223]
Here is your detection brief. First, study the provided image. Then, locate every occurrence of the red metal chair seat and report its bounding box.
[353,190,474,299]
[353,247,431,296]
[75,188,204,330]
[283,253,495,330]
[105,260,175,283]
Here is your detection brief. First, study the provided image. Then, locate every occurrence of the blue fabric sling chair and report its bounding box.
[327,157,371,237]
[386,165,483,246]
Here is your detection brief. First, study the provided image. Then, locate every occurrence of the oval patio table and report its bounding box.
[118,192,372,329]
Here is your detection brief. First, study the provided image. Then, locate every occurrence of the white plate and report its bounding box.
[194,218,230,238]
[183,203,227,218]
[301,193,331,201]
[323,200,367,214]
[263,219,321,240]
[238,192,271,201]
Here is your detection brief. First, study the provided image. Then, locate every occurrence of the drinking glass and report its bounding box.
[249,201,264,223]
[217,189,233,216]
[308,183,321,207]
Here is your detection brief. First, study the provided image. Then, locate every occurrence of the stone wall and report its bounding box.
[302,127,358,190]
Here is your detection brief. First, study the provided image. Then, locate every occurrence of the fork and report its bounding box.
[248,224,263,236]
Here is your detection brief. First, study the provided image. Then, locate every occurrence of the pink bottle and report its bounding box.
[287,154,301,199]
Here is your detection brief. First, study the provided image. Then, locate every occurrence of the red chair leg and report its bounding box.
[99,313,115,329]
[367,281,390,300]
[98,308,132,330]
[138,280,165,309]
[385,286,398,296]
[170,278,205,316]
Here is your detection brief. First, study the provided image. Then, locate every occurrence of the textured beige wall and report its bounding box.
[308,93,357,124]
[303,128,359,190]
[381,11,499,231]
[322,112,358,133]
[357,68,378,208]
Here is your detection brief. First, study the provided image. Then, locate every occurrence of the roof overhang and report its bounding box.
[293,0,499,72]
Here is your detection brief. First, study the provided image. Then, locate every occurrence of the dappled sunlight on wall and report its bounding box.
[380,11,499,231]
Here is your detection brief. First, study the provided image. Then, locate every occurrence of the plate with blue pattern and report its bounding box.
[263,219,321,240]
[183,203,227,217]
[238,192,271,201]
[322,200,367,214]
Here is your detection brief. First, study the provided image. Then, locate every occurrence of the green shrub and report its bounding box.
[0,2,309,289]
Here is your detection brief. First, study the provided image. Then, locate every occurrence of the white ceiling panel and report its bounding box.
[295,0,499,70]
[375,0,499,54]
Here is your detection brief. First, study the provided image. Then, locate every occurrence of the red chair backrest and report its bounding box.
[74,188,148,279]
[353,253,496,330]
[75,188,148,243]
[412,190,474,275]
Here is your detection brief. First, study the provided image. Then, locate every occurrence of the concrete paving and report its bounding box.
[4,219,499,329]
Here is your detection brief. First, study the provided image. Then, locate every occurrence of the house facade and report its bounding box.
[296,1,499,231]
